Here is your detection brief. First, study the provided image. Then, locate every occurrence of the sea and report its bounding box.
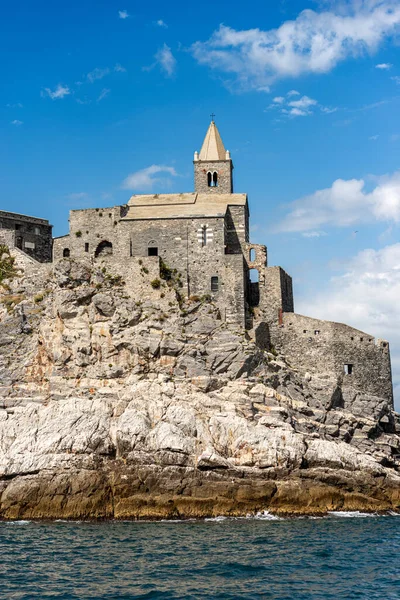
[0,512,399,599]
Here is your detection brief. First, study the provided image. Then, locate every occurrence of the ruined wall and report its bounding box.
[53,235,70,261]
[194,160,233,194]
[256,266,293,321]
[66,207,119,259]
[0,211,52,262]
[271,313,393,402]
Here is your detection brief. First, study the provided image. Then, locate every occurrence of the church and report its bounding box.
[54,120,293,329]
[52,120,393,402]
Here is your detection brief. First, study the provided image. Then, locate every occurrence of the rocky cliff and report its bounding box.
[0,251,399,519]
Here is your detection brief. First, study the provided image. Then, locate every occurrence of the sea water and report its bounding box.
[0,513,399,599]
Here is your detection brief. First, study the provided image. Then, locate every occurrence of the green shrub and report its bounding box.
[0,245,19,284]
[75,231,82,238]
[151,278,161,289]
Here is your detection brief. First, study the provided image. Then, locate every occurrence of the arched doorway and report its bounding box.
[95,240,113,258]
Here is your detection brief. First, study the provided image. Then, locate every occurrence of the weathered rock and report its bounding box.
[0,258,399,519]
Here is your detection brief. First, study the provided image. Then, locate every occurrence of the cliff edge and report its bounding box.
[0,250,399,519]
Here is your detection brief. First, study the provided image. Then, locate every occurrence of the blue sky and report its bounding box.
[2,0,400,404]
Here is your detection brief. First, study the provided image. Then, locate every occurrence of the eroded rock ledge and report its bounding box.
[0,258,399,519]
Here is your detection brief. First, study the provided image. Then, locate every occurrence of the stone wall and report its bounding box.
[271,312,393,402]
[194,160,233,194]
[66,207,119,259]
[259,266,294,322]
[53,209,248,327]
[53,235,70,261]
[0,210,52,262]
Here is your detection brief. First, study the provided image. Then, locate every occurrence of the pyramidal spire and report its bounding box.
[198,121,227,161]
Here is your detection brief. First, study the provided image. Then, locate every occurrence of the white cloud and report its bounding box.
[369,134,380,140]
[297,243,400,407]
[376,62,392,69]
[97,88,110,102]
[87,67,110,83]
[156,19,168,28]
[192,3,400,90]
[276,170,400,232]
[267,91,336,117]
[11,120,23,126]
[41,84,71,100]
[155,44,176,77]
[302,231,327,238]
[114,63,126,73]
[66,192,88,201]
[118,10,129,19]
[391,75,400,84]
[7,102,23,108]
[121,165,178,191]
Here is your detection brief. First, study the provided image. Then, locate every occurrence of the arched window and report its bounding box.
[147,240,158,256]
[249,248,256,262]
[94,240,113,258]
[63,248,70,258]
[207,171,219,187]
[211,276,219,292]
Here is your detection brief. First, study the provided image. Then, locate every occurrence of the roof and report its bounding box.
[0,209,50,225]
[123,192,247,220]
[199,121,227,161]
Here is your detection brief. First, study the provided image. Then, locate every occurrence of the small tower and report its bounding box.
[194,120,233,194]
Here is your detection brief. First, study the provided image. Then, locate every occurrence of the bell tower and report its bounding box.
[194,120,233,194]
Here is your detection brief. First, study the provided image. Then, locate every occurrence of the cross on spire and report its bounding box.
[210,113,215,122]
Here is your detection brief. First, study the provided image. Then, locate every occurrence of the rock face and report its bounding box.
[0,257,399,519]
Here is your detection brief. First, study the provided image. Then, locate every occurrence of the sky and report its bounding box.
[2,0,400,405]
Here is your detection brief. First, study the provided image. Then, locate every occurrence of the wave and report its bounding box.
[328,511,378,518]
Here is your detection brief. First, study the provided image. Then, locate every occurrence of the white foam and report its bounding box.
[328,511,377,518]
[204,515,228,522]
[252,510,282,521]
[5,520,32,525]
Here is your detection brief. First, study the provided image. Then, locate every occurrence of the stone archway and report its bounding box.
[94,240,113,258]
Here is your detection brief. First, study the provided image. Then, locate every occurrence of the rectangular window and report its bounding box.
[344,364,353,375]
[211,276,219,292]
[314,330,320,335]
[15,224,21,230]
[85,243,89,252]
[24,241,35,249]
[35,227,40,235]
[148,247,158,256]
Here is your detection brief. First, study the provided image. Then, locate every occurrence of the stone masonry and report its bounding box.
[0,210,52,262]
[51,120,393,404]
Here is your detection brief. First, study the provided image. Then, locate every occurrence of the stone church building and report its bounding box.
[49,120,392,402]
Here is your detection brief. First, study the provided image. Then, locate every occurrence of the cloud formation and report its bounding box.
[267,91,336,117]
[192,2,400,90]
[155,44,177,77]
[87,67,110,83]
[41,84,71,100]
[118,10,129,19]
[156,19,168,28]
[376,62,392,69]
[121,165,178,191]
[97,88,110,102]
[296,243,400,405]
[276,171,400,232]
[11,120,23,126]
